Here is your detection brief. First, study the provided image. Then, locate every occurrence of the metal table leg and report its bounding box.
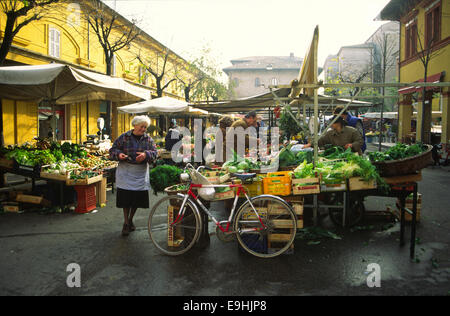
[313,194,318,226]
[399,192,406,247]
[410,183,418,259]
[342,190,347,228]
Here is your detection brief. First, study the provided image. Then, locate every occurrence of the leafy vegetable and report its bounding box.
[149,165,183,195]
[368,143,427,162]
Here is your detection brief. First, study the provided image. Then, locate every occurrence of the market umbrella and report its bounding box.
[0,63,150,104]
[188,106,208,116]
[0,63,150,142]
[117,96,189,114]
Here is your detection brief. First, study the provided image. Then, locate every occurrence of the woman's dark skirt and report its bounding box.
[116,188,149,209]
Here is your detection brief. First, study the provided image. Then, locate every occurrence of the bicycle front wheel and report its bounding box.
[148,194,201,256]
[234,195,297,258]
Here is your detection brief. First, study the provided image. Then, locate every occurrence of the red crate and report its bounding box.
[74,184,97,214]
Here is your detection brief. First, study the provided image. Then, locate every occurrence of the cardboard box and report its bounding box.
[2,203,20,213]
[15,194,51,207]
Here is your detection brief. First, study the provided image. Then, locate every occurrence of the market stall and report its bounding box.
[0,139,118,213]
[0,63,150,213]
[152,26,444,259]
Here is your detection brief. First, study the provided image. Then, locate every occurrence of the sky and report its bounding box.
[103,0,393,74]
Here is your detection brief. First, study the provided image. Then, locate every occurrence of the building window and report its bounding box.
[425,1,441,48]
[271,78,278,86]
[48,27,60,58]
[405,20,417,59]
[255,77,260,87]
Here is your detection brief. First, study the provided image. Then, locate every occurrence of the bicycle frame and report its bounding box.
[171,182,266,234]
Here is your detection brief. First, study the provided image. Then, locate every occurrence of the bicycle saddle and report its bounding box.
[233,173,256,182]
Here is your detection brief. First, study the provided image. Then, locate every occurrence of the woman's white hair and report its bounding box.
[131,115,151,127]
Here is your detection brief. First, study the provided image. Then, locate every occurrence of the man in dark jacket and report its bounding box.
[334,106,366,153]
[165,122,181,151]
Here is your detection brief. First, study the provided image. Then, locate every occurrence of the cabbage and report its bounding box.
[227,166,238,173]
[237,161,249,171]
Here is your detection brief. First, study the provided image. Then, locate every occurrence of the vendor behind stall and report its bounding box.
[109,115,158,236]
[304,116,364,155]
[226,111,258,160]
[334,106,366,153]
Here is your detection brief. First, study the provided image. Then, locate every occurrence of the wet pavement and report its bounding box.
[0,164,449,296]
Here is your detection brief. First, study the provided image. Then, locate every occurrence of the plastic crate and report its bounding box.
[233,177,264,197]
[263,171,291,196]
[74,184,97,213]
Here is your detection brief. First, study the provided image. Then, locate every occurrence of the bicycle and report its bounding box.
[148,163,298,258]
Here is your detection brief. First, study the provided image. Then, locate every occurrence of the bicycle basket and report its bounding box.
[186,165,215,200]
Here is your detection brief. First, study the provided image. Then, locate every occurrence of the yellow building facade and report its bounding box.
[0,0,195,145]
[380,0,450,144]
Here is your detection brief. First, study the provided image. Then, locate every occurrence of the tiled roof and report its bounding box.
[223,55,303,73]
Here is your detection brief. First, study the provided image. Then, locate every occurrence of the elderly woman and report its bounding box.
[109,115,158,236]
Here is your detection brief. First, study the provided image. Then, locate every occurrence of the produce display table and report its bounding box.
[0,163,107,211]
[347,173,421,259]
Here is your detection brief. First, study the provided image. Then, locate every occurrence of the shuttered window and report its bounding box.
[48,27,60,58]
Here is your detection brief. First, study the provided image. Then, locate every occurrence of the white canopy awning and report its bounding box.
[117,96,189,114]
[0,63,150,104]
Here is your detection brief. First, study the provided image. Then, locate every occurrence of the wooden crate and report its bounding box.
[66,174,103,186]
[267,233,295,255]
[40,170,70,181]
[202,171,230,184]
[320,182,347,192]
[348,177,377,191]
[394,193,422,222]
[2,203,20,213]
[213,187,235,201]
[0,158,14,169]
[292,178,320,195]
[95,177,108,207]
[160,151,172,159]
[167,205,185,247]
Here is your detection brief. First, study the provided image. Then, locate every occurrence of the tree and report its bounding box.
[136,48,177,98]
[175,61,204,102]
[79,1,141,137]
[190,47,231,102]
[81,1,141,76]
[413,24,445,144]
[370,28,399,150]
[0,0,61,65]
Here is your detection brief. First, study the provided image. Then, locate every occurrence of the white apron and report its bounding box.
[115,161,150,191]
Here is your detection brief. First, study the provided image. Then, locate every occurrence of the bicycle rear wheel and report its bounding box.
[148,194,201,256]
[234,195,297,258]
